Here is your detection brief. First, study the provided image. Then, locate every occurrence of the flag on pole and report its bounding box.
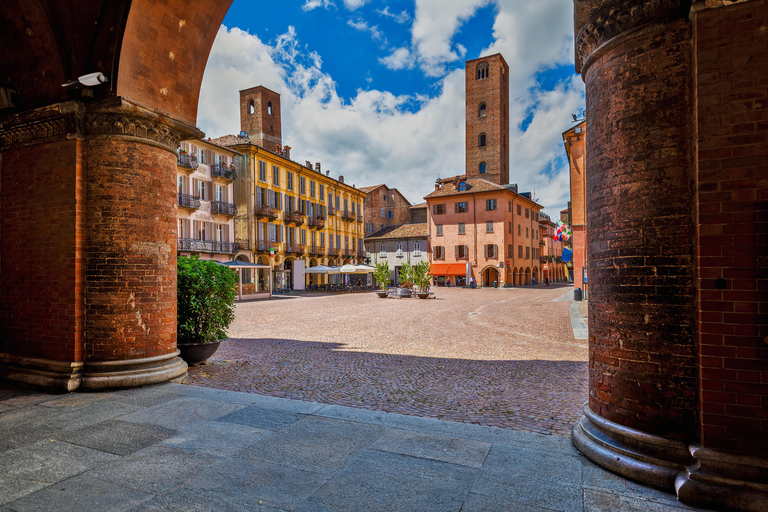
[553,220,572,242]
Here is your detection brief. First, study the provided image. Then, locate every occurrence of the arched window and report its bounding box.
[479,103,486,117]
[458,182,467,192]
[249,100,255,115]
[479,133,487,147]
[479,162,486,174]
[267,102,273,115]
[476,62,489,80]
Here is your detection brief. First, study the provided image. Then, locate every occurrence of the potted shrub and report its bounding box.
[373,261,391,298]
[413,260,431,298]
[397,262,414,298]
[177,256,238,365]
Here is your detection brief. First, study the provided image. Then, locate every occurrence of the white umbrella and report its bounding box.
[305,265,341,274]
[339,264,373,274]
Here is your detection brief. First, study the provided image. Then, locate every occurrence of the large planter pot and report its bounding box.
[397,288,412,298]
[416,292,430,299]
[376,291,388,298]
[177,341,222,366]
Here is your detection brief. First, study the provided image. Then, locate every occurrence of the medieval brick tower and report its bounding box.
[239,85,282,149]
[465,53,509,185]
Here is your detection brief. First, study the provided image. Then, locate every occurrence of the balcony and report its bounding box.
[328,206,336,216]
[342,249,355,257]
[255,205,279,219]
[341,209,355,222]
[308,245,323,255]
[254,240,269,252]
[284,211,306,225]
[177,153,198,172]
[308,216,325,229]
[211,163,236,181]
[211,201,237,216]
[328,247,340,257]
[177,238,237,254]
[357,250,366,259]
[235,239,251,252]
[270,242,282,253]
[357,215,363,223]
[285,243,305,254]
[177,193,200,210]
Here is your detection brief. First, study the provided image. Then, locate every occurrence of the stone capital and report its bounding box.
[574,0,691,75]
[0,101,85,151]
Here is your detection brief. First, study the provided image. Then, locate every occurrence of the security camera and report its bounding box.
[61,72,108,89]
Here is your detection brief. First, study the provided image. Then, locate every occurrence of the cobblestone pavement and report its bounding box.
[186,284,588,436]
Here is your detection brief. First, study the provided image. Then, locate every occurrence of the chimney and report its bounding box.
[435,184,440,191]
[305,160,312,168]
[326,170,330,176]
[315,162,321,173]
[275,143,282,154]
[283,145,291,159]
[339,175,344,183]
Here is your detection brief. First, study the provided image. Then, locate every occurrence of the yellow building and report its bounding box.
[213,86,365,292]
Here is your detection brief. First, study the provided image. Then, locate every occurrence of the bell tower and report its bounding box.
[239,85,282,149]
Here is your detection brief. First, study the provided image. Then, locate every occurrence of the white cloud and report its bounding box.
[378,47,415,70]
[302,0,335,12]
[343,0,369,10]
[377,7,411,24]
[347,18,385,42]
[197,4,584,217]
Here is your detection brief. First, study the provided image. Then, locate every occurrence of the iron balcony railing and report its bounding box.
[308,245,322,255]
[211,163,236,180]
[177,193,201,209]
[357,215,363,223]
[284,212,305,224]
[177,238,237,254]
[285,243,305,254]
[177,154,198,170]
[255,205,279,218]
[342,249,355,257]
[235,239,251,252]
[328,247,340,256]
[357,249,366,259]
[308,216,325,228]
[211,201,237,215]
[341,209,355,221]
[328,206,336,216]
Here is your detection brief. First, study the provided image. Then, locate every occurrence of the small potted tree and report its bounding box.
[177,256,238,365]
[373,261,391,298]
[397,261,414,298]
[413,260,431,298]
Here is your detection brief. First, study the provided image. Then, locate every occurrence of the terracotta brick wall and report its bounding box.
[694,0,768,457]
[586,19,698,441]
[0,139,84,361]
[84,140,178,361]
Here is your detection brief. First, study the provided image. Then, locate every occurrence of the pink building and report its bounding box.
[538,212,567,283]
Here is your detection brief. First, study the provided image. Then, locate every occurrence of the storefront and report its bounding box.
[429,263,469,287]
[216,261,272,300]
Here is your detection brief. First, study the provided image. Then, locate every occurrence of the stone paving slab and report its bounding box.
[187,285,589,436]
[0,381,708,511]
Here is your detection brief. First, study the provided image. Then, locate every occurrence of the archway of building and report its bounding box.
[532,267,539,285]
[481,266,499,287]
[236,254,250,262]
[307,257,320,287]
[505,266,512,286]
[2,3,765,510]
[257,255,270,265]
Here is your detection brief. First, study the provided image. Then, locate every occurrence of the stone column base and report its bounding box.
[573,404,768,511]
[0,351,188,391]
[0,353,83,392]
[81,351,188,390]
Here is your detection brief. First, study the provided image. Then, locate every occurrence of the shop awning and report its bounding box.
[429,263,466,276]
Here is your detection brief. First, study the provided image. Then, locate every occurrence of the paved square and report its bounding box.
[187,284,588,436]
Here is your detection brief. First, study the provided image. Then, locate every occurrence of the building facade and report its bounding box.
[215,86,366,292]
[176,138,239,262]
[364,224,429,286]
[563,119,586,291]
[537,212,567,283]
[361,184,413,235]
[425,177,542,287]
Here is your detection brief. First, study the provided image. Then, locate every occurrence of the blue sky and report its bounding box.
[199,0,585,216]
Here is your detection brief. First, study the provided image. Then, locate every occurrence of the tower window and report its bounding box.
[476,62,489,80]
[268,102,273,115]
[479,103,486,117]
[479,133,487,147]
[249,100,255,115]
[479,162,486,174]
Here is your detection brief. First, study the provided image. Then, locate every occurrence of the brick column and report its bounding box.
[79,97,200,389]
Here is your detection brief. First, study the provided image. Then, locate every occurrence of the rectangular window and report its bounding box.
[336,235,341,249]
[258,160,266,182]
[329,193,333,208]
[216,184,224,202]
[301,229,307,245]
[381,208,385,217]
[456,245,469,259]
[458,223,465,235]
[517,204,522,215]
[526,227,529,238]
[436,224,443,236]
[486,199,496,211]
[434,246,444,259]
[379,243,386,256]
[273,165,280,186]
[525,208,529,219]
[518,224,521,236]
[287,171,293,191]
[320,233,325,247]
[432,204,446,215]
[486,244,497,258]
[414,242,421,256]
[508,201,512,212]
[300,176,306,195]
[310,181,315,198]
[526,246,530,259]
[319,184,325,200]
[508,221,512,234]
[518,245,523,258]
[345,236,349,249]
[486,221,493,233]
[508,244,513,257]
[396,242,403,253]
[455,202,468,213]
[536,230,539,240]
[386,210,394,219]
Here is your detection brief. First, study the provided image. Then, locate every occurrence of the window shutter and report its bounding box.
[454,202,458,213]
[455,245,458,258]
[432,205,436,215]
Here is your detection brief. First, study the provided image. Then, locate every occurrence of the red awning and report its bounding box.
[429,263,466,276]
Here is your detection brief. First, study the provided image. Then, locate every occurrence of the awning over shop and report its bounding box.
[429,263,466,276]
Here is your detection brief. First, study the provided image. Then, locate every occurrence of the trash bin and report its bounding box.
[574,288,582,301]
[493,280,498,288]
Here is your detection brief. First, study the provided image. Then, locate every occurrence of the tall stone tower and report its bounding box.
[239,85,282,149]
[465,53,509,185]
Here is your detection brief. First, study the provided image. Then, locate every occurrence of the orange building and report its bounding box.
[361,184,413,235]
[537,212,567,283]
[563,119,586,291]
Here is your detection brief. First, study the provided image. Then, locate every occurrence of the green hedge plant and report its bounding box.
[177,256,238,344]
[373,261,392,290]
